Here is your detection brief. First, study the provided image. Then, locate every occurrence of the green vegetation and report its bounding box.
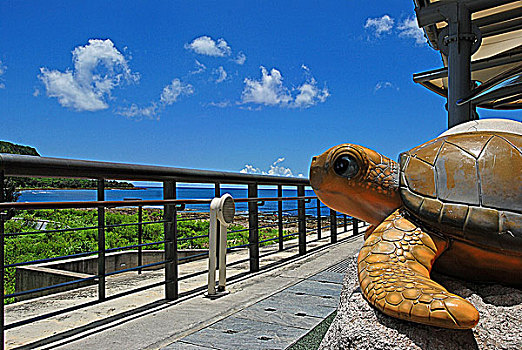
[13,178,135,190]
[2,177,19,212]
[0,141,40,156]
[3,209,288,302]
[288,311,337,350]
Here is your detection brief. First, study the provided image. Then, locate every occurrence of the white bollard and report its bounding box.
[206,194,235,298]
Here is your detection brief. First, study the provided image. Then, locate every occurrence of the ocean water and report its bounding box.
[17,187,334,217]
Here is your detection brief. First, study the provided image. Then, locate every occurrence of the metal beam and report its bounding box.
[457,63,522,104]
[416,0,518,27]
[490,92,522,108]
[480,18,522,37]
[0,154,309,186]
[413,50,522,83]
[469,83,522,105]
[473,7,522,27]
[419,81,448,97]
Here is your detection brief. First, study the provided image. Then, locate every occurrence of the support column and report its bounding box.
[316,199,322,239]
[248,184,259,272]
[164,180,178,300]
[446,3,474,128]
[277,185,283,251]
[97,180,105,301]
[0,172,5,349]
[297,185,306,255]
[330,209,337,244]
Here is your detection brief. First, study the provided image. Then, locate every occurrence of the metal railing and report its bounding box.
[0,154,367,348]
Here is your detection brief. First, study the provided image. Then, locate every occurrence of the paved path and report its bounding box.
[6,231,363,350]
[164,259,351,350]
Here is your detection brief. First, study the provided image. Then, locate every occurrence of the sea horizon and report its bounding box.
[17,186,330,216]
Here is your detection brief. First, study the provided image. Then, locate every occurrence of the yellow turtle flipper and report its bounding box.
[357,209,479,329]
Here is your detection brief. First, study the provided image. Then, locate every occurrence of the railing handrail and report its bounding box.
[0,196,318,210]
[0,154,310,185]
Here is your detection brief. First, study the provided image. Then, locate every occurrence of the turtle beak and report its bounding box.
[310,155,325,190]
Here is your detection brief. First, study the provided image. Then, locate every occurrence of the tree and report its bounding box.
[2,177,19,220]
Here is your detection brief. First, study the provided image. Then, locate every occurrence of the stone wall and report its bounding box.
[15,249,208,301]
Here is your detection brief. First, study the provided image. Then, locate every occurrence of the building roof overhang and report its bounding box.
[413,0,522,110]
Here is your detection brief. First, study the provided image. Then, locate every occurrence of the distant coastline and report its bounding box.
[18,187,145,191]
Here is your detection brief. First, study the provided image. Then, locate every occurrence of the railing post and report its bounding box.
[163,180,178,300]
[343,214,347,232]
[330,209,337,243]
[248,183,259,272]
[297,185,306,255]
[215,183,221,265]
[353,218,359,236]
[316,199,321,239]
[97,179,105,301]
[277,185,283,251]
[138,204,143,274]
[1,171,5,350]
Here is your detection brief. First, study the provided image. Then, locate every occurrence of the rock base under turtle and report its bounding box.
[319,256,522,350]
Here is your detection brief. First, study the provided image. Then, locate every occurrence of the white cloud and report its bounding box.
[118,78,193,120]
[33,88,40,97]
[115,103,158,120]
[190,60,207,74]
[267,157,293,177]
[0,60,5,89]
[185,36,231,57]
[39,39,139,111]
[160,78,194,105]
[364,15,394,37]
[240,157,302,177]
[208,100,231,108]
[364,14,426,45]
[398,16,426,45]
[374,81,398,92]
[293,78,330,108]
[241,66,329,109]
[234,52,246,65]
[213,66,227,83]
[240,164,262,175]
[241,67,292,106]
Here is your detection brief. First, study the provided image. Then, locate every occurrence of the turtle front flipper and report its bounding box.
[357,209,479,329]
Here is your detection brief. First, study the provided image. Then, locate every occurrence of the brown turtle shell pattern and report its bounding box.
[399,131,522,253]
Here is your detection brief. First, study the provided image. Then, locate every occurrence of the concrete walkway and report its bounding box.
[165,258,352,350]
[6,231,363,350]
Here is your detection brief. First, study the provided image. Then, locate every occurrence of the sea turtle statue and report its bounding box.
[309,119,522,329]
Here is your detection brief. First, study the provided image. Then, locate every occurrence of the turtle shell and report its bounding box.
[399,126,522,252]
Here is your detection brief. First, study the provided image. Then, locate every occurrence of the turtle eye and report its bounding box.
[333,155,359,178]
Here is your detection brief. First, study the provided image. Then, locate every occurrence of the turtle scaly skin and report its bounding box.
[309,119,522,329]
[358,209,478,329]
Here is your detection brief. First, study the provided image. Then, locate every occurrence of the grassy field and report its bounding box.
[3,208,291,302]
[288,311,337,350]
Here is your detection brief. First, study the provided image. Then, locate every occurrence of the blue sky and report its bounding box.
[1,0,520,178]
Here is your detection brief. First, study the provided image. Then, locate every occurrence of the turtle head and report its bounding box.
[310,144,402,225]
